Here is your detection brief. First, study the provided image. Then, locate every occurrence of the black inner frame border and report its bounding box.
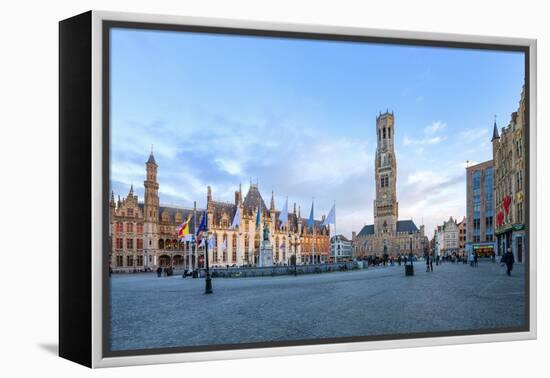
[102,19,531,359]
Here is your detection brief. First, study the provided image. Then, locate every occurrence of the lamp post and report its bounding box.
[203,228,213,294]
[405,230,414,276]
[288,234,297,276]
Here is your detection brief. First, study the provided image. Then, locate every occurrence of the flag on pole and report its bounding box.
[196,210,206,236]
[278,197,288,229]
[177,216,192,240]
[256,205,261,229]
[198,237,206,248]
[229,207,241,229]
[208,234,216,250]
[323,203,336,226]
[307,201,314,231]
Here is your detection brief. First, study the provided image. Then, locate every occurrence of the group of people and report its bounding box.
[156,266,174,277]
[144,248,517,277]
[361,253,416,267]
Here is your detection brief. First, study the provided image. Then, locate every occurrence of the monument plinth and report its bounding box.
[259,223,274,267]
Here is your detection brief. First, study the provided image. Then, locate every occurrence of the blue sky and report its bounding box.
[109,28,525,238]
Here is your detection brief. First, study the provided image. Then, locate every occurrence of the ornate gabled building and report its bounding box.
[109,151,330,272]
[109,152,203,272]
[352,111,428,258]
[206,183,330,267]
[433,216,461,257]
[492,86,526,262]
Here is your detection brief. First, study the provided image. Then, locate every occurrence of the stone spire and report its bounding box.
[491,119,500,141]
[270,191,275,212]
[147,145,157,165]
[110,191,116,207]
[129,184,134,195]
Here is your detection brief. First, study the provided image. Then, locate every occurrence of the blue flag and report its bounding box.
[323,203,336,227]
[256,205,261,228]
[278,197,288,229]
[196,210,206,236]
[307,201,314,231]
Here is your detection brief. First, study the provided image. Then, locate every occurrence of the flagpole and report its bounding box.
[333,200,337,264]
[312,221,315,264]
[193,202,197,272]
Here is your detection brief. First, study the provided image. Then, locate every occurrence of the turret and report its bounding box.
[110,191,116,208]
[207,185,212,208]
[270,190,275,212]
[491,120,500,142]
[144,151,159,222]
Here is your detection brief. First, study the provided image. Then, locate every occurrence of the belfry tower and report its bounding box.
[374,111,398,236]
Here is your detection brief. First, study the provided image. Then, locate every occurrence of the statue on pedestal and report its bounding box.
[259,223,273,267]
[263,223,270,241]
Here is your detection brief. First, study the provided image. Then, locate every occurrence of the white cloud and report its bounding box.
[402,121,447,147]
[460,127,489,143]
[424,121,446,135]
[403,135,446,146]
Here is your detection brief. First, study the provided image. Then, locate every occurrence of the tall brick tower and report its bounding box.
[374,111,399,237]
[143,150,159,261]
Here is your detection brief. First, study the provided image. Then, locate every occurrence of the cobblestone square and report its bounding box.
[110,261,526,351]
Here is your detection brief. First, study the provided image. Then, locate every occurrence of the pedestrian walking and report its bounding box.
[425,254,431,272]
[473,252,478,267]
[503,248,515,276]
[156,266,162,277]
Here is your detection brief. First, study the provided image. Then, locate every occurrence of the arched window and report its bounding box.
[388,126,391,139]
[222,233,228,262]
[232,234,237,263]
[275,236,280,262]
[158,239,164,249]
[244,235,249,263]
[383,127,386,139]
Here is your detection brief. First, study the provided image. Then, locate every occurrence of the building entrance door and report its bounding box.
[517,237,523,263]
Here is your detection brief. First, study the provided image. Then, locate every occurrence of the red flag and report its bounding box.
[497,211,504,227]
[503,195,512,214]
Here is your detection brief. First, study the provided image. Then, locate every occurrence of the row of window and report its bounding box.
[115,238,144,250]
[472,235,493,243]
[378,126,391,141]
[115,254,145,267]
[114,222,144,234]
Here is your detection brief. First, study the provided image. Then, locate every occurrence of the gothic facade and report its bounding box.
[352,112,428,258]
[109,152,330,272]
[492,86,526,262]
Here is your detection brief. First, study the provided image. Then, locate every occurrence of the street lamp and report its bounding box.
[405,230,414,276]
[203,227,213,294]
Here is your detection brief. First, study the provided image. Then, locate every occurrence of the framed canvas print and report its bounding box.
[59,10,537,368]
